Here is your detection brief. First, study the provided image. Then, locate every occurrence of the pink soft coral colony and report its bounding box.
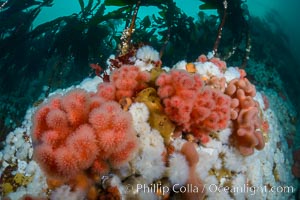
[225,78,265,155]
[31,49,267,199]
[156,70,232,143]
[32,88,139,179]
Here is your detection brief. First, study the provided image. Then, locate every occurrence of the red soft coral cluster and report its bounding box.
[97,65,150,101]
[89,101,138,170]
[156,70,231,143]
[32,88,138,181]
[191,87,231,142]
[225,78,265,156]
[156,70,202,126]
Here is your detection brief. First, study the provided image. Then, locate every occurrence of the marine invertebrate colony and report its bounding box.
[31,87,139,197]
[225,78,265,155]
[27,44,269,198]
[156,69,232,143]
[0,0,298,199]
[1,45,298,200]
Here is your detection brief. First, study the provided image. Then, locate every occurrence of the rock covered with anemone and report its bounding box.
[0,45,298,199]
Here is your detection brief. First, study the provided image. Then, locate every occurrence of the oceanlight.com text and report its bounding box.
[125,183,295,196]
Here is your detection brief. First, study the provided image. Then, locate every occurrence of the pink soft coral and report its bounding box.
[110,65,150,100]
[225,78,265,155]
[180,142,205,200]
[89,101,138,170]
[32,89,138,181]
[156,70,231,143]
[92,65,150,102]
[191,87,231,142]
[95,82,116,101]
[156,70,202,127]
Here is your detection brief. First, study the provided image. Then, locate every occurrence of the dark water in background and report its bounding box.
[0,0,299,145]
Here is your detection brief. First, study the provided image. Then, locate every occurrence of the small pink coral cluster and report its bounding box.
[156,70,231,143]
[97,65,150,102]
[225,78,265,155]
[32,73,141,181]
